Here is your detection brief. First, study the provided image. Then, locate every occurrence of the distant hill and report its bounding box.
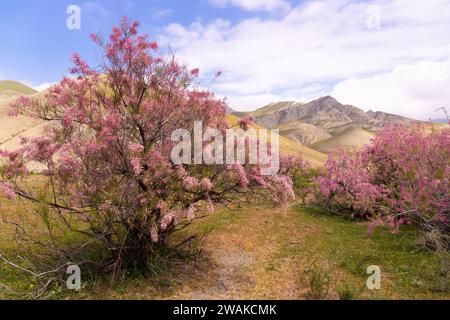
[0,96,43,150]
[0,81,41,156]
[432,118,449,124]
[0,80,37,98]
[277,121,331,146]
[310,125,375,154]
[231,96,417,153]
[226,114,327,166]
[0,84,45,172]
[247,96,415,130]
[366,110,413,124]
[226,107,236,114]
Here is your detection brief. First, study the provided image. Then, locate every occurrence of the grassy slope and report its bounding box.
[227,114,327,166]
[231,101,299,118]
[310,126,375,154]
[0,85,41,148]
[276,121,332,145]
[0,81,37,97]
[0,97,44,154]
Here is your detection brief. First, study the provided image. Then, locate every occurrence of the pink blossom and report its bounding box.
[232,163,249,189]
[190,68,200,77]
[130,157,142,175]
[0,183,16,199]
[183,176,200,190]
[314,124,449,233]
[160,213,174,230]
[1,17,298,260]
[201,178,213,191]
[237,116,255,131]
[150,226,159,243]
[186,206,196,221]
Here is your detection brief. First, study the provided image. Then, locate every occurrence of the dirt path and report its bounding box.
[174,207,310,299]
[90,204,445,300]
[102,206,321,300]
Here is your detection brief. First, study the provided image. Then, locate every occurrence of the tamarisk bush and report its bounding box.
[0,18,294,294]
[314,149,385,219]
[279,155,316,204]
[315,124,450,250]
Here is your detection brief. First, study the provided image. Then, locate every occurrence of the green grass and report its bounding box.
[166,203,449,299]
[0,197,448,299]
[282,206,449,299]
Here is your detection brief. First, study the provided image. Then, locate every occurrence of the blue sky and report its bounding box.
[1,0,450,119]
[0,0,260,84]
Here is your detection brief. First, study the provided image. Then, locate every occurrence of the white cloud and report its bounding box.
[332,59,450,120]
[223,93,287,109]
[217,83,329,109]
[32,82,57,92]
[210,0,290,12]
[152,8,173,20]
[83,2,109,18]
[160,0,450,119]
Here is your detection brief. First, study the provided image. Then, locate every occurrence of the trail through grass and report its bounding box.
[0,200,448,299]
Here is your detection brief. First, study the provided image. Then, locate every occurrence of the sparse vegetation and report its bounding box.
[305,262,331,300]
[1,200,448,299]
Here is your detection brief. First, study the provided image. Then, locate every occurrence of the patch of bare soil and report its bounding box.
[110,206,320,300]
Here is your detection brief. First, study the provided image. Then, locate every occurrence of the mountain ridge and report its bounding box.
[231,96,417,153]
[247,96,415,129]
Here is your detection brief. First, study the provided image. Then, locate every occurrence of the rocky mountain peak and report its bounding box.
[233,96,417,148]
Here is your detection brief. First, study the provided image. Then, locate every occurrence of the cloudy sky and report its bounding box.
[1,0,450,120]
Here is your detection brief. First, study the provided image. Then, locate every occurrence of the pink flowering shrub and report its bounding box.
[0,18,294,282]
[314,149,386,219]
[279,155,317,204]
[315,124,450,248]
[364,125,450,247]
[364,125,449,222]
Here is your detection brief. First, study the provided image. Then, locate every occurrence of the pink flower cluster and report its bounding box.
[0,17,296,251]
[0,182,16,199]
[315,124,450,233]
[237,116,255,131]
